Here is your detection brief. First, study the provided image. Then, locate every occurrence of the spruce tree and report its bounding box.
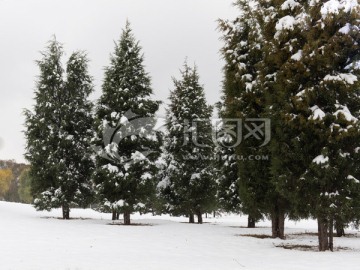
[93,22,161,225]
[24,39,94,219]
[158,62,217,224]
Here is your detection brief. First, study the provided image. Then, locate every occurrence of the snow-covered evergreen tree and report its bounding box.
[219,0,275,230]
[25,39,94,219]
[92,22,162,225]
[220,1,360,244]
[248,0,359,248]
[293,0,360,251]
[158,62,217,224]
[255,0,311,238]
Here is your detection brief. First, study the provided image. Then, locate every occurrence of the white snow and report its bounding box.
[334,104,357,122]
[190,173,201,180]
[291,50,303,61]
[1,202,360,270]
[321,0,343,17]
[131,151,147,162]
[339,23,351,34]
[324,73,358,84]
[141,172,152,180]
[115,199,125,207]
[281,0,300,10]
[275,15,297,32]
[157,176,170,189]
[309,105,326,120]
[296,89,306,97]
[321,0,359,18]
[120,115,128,124]
[103,164,119,173]
[313,154,329,164]
[347,175,360,183]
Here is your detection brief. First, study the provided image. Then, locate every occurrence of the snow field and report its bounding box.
[1,202,360,270]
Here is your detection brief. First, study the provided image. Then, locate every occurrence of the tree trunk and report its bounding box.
[116,211,120,220]
[189,213,195,223]
[197,211,203,224]
[62,204,70,220]
[124,211,131,225]
[271,209,285,239]
[335,221,345,237]
[247,215,256,228]
[112,210,117,221]
[317,217,329,251]
[329,217,334,252]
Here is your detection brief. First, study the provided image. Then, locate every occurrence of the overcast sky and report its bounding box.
[0,0,237,163]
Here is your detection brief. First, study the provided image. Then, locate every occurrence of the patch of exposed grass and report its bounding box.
[237,234,273,239]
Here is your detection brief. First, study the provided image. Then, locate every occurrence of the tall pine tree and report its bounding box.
[93,22,161,225]
[158,62,217,224]
[25,39,94,219]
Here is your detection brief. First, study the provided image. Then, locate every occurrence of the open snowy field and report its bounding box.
[1,201,360,270]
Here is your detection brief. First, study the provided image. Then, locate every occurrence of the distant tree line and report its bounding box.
[0,160,31,203]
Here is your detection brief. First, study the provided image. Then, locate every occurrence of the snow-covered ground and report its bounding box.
[1,202,360,270]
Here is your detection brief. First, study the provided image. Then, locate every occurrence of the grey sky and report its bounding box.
[0,0,237,163]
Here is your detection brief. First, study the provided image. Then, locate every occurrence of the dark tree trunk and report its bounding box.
[124,211,131,225]
[335,222,345,237]
[271,208,285,239]
[247,215,256,228]
[318,217,329,251]
[116,211,120,220]
[189,213,195,223]
[197,211,203,224]
[213,211,216,218]
[62,204,70,220]
[329,218,334,252]
[112,210,117,221]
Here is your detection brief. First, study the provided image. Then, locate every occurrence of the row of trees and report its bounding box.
[25,23,220,225]
[24,0,359,251]
[0,160,31,203]
[218,0,360,251]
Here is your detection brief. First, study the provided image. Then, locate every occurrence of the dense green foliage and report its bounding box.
[92,23,162,224]
[158,63,217,223]
[24,39,94,219]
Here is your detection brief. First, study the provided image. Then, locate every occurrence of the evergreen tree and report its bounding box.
[293,0,360,251]
[24,39,94,219]
[93,22,161,225]
[158,62,217,224]
[255,0,311,238]
[235,0,360,248]
[219,0,274,230]
[257,0,360,249]
[214,134,241,215]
